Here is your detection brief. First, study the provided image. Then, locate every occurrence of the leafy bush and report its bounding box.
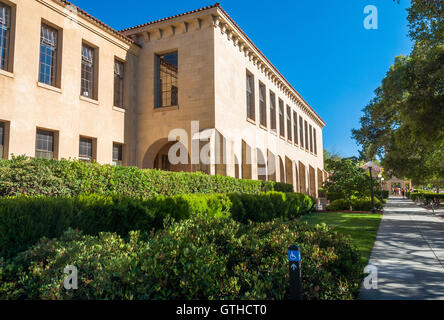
[326,197,383,211]
[0,156,292,198]
[0,192,313,258]
[409,191,444,202]
[0,216,361,300]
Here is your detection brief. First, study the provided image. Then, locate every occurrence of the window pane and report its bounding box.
[35,129,54,159]
[293,111,298,145]
[81,44,94,98]
[279,100,284,136]
[270,92,276,131]
[114,60,124,107]
[286,106,292,141]
[39,24,58,86]
[0,3,11,71]
[79,137,93,161]
[299,117,304,148]
[313,128,317,155]
[246,73,254,120]
[112,143,123,166]
[259,83,266,126]
[156,52,178,108]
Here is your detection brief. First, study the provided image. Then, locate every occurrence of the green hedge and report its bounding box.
[0,216,361,300]
[0,156,292,198]
[0,192,314,258]
[409,191,444,202]
[326,197,383,211]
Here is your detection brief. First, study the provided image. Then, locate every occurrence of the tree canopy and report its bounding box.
[352,0,443,187]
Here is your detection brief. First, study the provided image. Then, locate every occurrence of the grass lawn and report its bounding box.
[301,212,382,266]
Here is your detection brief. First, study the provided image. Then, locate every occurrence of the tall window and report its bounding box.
[259,82,266,127]
[81,43,95,99]
[39,23,58,86]
[279,99,284,137]
[114,60,124,108]
[79,137,93,162]
[313,128,317,155]
[35,129,54,159]
[304,120,309,151]
[112,143,123,166]
[299,116,304,148]
[270,91,276,132]
[0,2,11,71]
[309,124,313,153]
[155,52,178,108]
[246,72,254,120]
[286,106,292,142]
[0,121,4,158]
[293,111,298,145]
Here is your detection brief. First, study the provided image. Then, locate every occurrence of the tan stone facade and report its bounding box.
[0,1,326,197]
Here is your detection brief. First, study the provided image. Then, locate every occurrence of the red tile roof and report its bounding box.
[57,0,135,44]
[120,3,325,125]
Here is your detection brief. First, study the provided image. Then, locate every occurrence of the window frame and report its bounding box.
[269,91,276,132]
[155,51,178,108]
[246,71,255,121]
[112,142,123,166]
[79,136,95,162]
[259,82,267,127]
[293,111,298,146]
[38,22,60,87]
[113,59,125,108]
[0,1,15,73]
[313,127,317,155]
[299,116,304,148]
[279,99,285,139]
[304,120,309,151]
[309,124,313,153]
[80,42,98,100]
[286,105,292,142]
[35,128,55,160]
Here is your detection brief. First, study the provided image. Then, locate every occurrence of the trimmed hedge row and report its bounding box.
[0,156,293,198]
[0,216,362,300]
[408,191,444,202]
[0,192,315,258]
[326,197,383,211]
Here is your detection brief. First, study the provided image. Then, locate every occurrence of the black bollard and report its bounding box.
[288,245,302,300]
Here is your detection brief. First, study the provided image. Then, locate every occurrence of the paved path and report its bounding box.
[360,197,444,300]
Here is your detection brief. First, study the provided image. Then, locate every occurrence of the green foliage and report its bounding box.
[323,158,377,205]
[352,0,444,186]
[0,192,313,258]
[0,156,292,198]
[326,198,383,212]
[408,191,444,203]
[0,216,362,300]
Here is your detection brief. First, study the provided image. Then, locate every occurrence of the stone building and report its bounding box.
[0,1,326,197]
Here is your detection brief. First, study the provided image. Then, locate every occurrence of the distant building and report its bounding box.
[0,1,326,196]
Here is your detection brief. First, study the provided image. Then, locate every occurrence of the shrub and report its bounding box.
[326,190,344,201]
[0,192,313,258]
[0,156,292,198]
[0,216,362,300]
[326,197,383,211]
[409,191,444,203]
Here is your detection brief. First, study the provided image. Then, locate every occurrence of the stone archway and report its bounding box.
[278,156,285,183]
[257,148,267,181]
[299,161,307,194]
[267,150,276,181]
[242,140,252,179]
[285,156,293,188]
[152,140,190,172]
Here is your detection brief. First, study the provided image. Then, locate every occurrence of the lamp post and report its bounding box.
[362,161,377,214]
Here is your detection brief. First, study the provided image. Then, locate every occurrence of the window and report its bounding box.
[81,43,95,99]
[286,106,292,142]
[309,124,313,153]
[112,143,123,166]
[304,120,309,151]
[114,60,124,108]
[35,129,54,159]
[79,137,93,162]
[293,111,298,145]
[155,52,178,108]
[313,128,317,155]
[299,116,304,148]
[0,2,11,71]
[270,91,276,132]
[279,99,284,138]
[246,72,254,120]
[0,121,4,158]
[259,82,266,127]
[39,23,58,86]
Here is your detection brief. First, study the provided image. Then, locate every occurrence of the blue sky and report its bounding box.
[70,0,413,157]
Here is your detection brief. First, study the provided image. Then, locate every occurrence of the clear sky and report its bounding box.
[70,0,413,157]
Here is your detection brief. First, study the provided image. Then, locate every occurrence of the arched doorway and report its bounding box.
[153,140,190,172]
[278,156,285,183]
[285,156,293,188]
[267,150,276,181]
[257,148,267,181]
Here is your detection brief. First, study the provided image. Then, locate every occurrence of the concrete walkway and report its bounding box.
[360,197,444,300]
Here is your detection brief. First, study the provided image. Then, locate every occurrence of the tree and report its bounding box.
[352,1,444,188]
[323,158,376,210]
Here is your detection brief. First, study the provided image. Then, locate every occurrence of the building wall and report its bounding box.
[0,0,139,164]
[213,16,325,194]
[125,14,216,169]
